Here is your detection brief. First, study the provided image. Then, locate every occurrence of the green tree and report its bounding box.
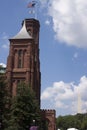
[56,116,63,129]
[56,113,87,130]
[80,115,87,130]
[0,76,12,130]
[0,76,5,129]
[5,82,41,130]
[0,75,10,130]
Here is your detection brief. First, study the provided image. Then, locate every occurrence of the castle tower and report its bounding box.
[6,19,41,105]
[6,18,56,130]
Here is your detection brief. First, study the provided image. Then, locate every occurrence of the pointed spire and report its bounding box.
[11,20,32,39]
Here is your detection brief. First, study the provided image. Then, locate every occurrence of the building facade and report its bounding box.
[6,19,41,105]
[6,18,56,130]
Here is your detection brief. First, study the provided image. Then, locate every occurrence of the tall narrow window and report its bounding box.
[18,50,23,68]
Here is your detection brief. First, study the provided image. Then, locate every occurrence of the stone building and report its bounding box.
[6,18,56,130]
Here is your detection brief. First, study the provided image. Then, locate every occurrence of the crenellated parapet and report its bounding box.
[41,109,56,130]
[41,109,56,112]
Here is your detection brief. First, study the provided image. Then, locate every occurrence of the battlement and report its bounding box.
[41,109,56,118]
[41,109,56,130]
[41,109,56,113]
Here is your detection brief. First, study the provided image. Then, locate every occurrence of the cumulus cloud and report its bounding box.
[40,0,87,48]
[0,63,6,68]
[41,76,87,115]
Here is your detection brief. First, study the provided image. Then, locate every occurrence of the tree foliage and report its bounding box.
[0,76,5,128]
[56,113,87,130]
[0,75,10,130]
[4,82,41,130]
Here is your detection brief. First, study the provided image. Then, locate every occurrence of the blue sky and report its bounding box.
[1,0,87,116]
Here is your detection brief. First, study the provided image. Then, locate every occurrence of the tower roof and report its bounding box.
[11,20,33,39]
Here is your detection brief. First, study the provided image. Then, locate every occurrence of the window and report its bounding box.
[18,50,23,68]
[18,50,22,57]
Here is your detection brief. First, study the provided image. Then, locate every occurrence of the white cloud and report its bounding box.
[45,20,50,25]
[55,100,68,109]
[40,0,87,48]
[0,63,6,68]
[41,76,87,115]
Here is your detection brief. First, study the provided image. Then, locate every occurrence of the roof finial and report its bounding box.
[27,1,38,19]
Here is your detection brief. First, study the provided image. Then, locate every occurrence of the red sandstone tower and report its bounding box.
[6,19,41,105]
[6,18,56,130]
